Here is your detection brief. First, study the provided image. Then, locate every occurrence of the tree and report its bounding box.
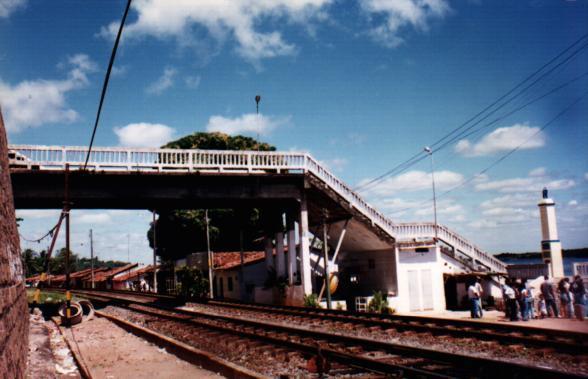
[148,132,276,261]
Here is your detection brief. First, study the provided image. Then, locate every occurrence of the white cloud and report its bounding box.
[0,54,96,133]
[75,213,112,224]
[0,0,26,18]
[205,113,290,136]
[99,0,330,63]
[480,193,537,209]
[359,0,451,47]
[146,67,176,95]
[111,65,129,77]
[585,173,588,181]
[320,158,348,172]
[455,124,545,157]
[481,207,534,221]
[529,167,546,177]
[114,123,176,147]
[184,75,201,89]
[568,200,578,207]
[469,219,498,229]
[360,170,464,197]
[475,177,575,193]
[16,209,60,220]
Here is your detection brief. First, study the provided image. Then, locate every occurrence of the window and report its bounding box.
[368,259,375,269]
[228,277,234,291]
[415,247,429,253]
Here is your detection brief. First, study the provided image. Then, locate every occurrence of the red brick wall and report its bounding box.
[0,107,28,378]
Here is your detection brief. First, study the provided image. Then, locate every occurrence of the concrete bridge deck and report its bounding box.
[8,144,507,276]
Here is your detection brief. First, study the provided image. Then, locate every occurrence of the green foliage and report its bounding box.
[148,132,277,261]
[175,266,210,300]
[163,132,275,151]
[367,291,391,314]
[21,248,128,276]
[303,293,320,308]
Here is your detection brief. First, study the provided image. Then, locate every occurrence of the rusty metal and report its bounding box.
[66,289,585,378]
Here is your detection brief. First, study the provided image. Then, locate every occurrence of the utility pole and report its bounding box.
[424,147,438,239]
[205,209,214,299]
[323,212,332,309]
[64,163,72,324]
[89,229,95,289]
[255,95,261,151]
[152,211,158,293]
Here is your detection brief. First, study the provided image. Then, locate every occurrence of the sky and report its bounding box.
[1,0,587,264]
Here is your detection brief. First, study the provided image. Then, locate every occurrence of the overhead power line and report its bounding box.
[386,90,588,216]
[354,33,588,192]
[83,0,133,169]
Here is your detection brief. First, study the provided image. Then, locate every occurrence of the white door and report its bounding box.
[408,270,420,311]
[421,269,434,310]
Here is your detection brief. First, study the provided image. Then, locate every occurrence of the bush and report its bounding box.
[303,293,320,308]
[368,291,390,314]
[175,266,209,300]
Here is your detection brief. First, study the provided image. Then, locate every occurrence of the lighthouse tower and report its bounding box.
[538,188,564,278]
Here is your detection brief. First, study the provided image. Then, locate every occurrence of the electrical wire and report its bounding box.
[386,90,588,216]
[354,33,588,192]
[83,0,133,169]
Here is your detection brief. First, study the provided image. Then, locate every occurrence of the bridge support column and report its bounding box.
[299,192,312,295]
[264,236,274,271]
[275,213,286,278]
[286,214,298,285]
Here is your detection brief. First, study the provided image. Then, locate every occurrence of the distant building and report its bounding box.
[538,188,564,278]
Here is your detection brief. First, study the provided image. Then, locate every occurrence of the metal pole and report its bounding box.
[152,211,158,293]
[424,147,438,239]
[205,209,214,299]
[90,229,95,289]
[255,95,261,151]
[323,216,332,309]
[64,164,72,323]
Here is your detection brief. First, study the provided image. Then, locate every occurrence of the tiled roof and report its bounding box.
[114,265,160,282]
[213,251,266,270]
[92,263,138,282]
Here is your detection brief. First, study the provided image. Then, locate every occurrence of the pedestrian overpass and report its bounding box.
[9,144,507,303]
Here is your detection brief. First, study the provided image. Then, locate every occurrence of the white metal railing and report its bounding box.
[8,144,507,273]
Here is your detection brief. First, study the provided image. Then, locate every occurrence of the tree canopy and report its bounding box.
[148,132,276,261]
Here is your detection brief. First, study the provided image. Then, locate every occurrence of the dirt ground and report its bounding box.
[61,316,222,379]
[27,311,80,379]
[399,309,588,333]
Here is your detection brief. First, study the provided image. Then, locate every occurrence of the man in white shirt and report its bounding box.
[474,277,484,318]
[468,281,481,318]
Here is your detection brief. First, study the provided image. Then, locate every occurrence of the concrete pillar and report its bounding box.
[299,192,312,295]
[286,214,298,285]
[264,236,274,271]
[275,228,286,278]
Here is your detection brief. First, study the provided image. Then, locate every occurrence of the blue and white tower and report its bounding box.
[538,188,564,278]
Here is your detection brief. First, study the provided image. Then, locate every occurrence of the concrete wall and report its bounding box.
[0,108,28,378]
[393,245,446,313]
[214,261,267,301]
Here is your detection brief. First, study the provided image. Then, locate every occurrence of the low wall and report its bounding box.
[0,108,28,378]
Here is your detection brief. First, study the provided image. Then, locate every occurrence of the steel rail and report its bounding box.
[71,290,585,378]
[205,299,587,353]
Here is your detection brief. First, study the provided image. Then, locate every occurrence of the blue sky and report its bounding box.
[2,0,587,264]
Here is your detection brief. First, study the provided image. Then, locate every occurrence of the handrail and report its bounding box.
[8,144,507,273]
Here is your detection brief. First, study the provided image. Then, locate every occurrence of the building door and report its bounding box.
[408,270,420,311]
[219,277,224,298]
[421,269,434,310]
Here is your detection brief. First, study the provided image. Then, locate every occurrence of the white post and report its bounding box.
[287,214,297,285]
[299,192,312,295]
[152,211,158,293]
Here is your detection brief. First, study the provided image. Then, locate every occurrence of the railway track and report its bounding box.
[56,288,587,378]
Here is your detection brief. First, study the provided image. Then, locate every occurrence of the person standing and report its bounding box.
[468,281,481,318]
[571,275,586,321]
[503,281,518,321]
[558,278,574,319]
[540,275,559,317]
[474,277,484,318]
[525,283,535,320]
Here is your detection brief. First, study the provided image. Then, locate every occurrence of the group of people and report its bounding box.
[501,275,586,321]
